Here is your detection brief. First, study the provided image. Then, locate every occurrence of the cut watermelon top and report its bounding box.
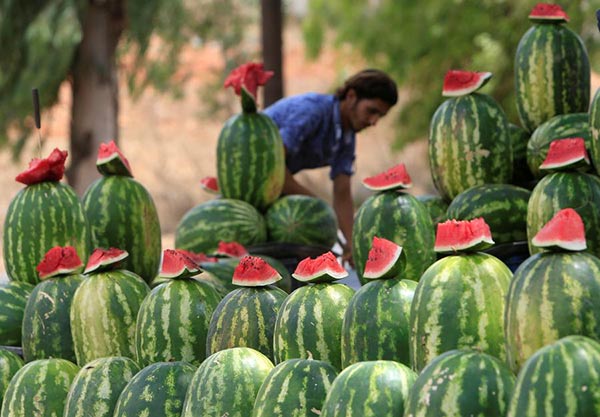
[362,163,412,192]
[532,208,586,252]
[539,137,590,172]
[37,246,83,279]
[232,255,282,287]
[15,148,68,185]
[442,70,492,97]
[434,217,494,253]
[529,3,569,23]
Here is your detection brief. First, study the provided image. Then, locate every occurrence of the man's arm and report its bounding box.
[281,167,313,196]
[333,174,354,267]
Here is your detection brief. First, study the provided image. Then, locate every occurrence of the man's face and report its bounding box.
[346,93,392,133]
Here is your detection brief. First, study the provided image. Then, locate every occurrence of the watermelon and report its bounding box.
[507,335,600,417]
[159,248,201,279]
[410,252,512,371]
[528,3,569,22]
[504,251,600,372]
[217,63,285,211]
[64,356,140,417]
[352,191,435,283]
[434,218,494,253]
[200,175,219,194]
[321,360,417,417]
[292,251,348,283]
[441,70,492,97]
[362,236,405,279]
[539,137,590,172]
[273,283,355,370]
[0,349,24,407]
[341,278,416,368]
[207,285,287,361]
[232,255,282,286]
[113,361,196,417]
[35,245,84,279]
[0,281,34,346]
[3,149,90,285]
[181,347,274,417]
[175,198,267,254]
[252,358,338,417]
[590,88,600,175]
[361,163,412,191]
[416,194,448,225]
[216,240,249,258]
[531,208,586,251]
[265,195,338,248]
[84,247,129,274]
[96,140,132,177]
[446,184,530,244]
[0,358,79,417]
[404,349,515,417]
[515,6,590,133]
[135,277,222,366]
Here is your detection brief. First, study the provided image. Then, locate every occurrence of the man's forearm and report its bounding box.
[281,168,313,196]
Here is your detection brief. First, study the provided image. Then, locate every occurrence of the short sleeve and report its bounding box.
[329,133,356,179]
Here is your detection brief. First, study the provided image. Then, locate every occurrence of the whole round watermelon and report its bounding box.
[0,281,33,346]
[0,349,24,407]
[590,88,600,175]
[416,194,448,226]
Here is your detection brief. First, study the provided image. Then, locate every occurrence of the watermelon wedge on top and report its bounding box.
[216,241,249,258]
[529,3,569,22]
[36,246,84,279]
[232,255,282,286]
[362,163,412,192]
[84,247,129,274]
[159,249,202,279]
[363,236,406,280]
[539,137,590,172]
[97,140,133,177]
[442,70,492,97]
[292,251,348,283]
[434,218,494,253]
[200,176,220,194]
[531,208,586,252]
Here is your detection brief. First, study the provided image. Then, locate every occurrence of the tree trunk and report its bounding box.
[261,0,284,107]
[67,0,125,195]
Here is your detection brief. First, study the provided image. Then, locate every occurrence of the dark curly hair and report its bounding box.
[335,69,398,106]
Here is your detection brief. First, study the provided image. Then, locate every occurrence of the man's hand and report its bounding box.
[341,243,355,269]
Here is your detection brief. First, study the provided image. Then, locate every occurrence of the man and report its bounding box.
[264,69,398,266]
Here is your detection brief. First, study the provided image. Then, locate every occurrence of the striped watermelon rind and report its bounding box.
[0,349,24,407]
[0,281,34,346]
[590,88,600,176]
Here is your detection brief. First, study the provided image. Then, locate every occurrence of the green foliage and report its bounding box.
[303,0,600,149]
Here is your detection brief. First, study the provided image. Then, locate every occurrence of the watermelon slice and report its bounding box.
[442,70,493,97]
[232,255,282,286]
[200,176,220,194]
[434,218,495,253]
[362,163,412,191]
[215,241,249,258]
[539,137,590,172]
[84,247,129,274]
[177,249,218,264]
[96,140,133,177]
[15,148,68,185]
[532,208,586,252]
[36,246,84,279]
[529,3,569,23]
[292,251,348,283]
[159,249,203,279]
[363,236,406,280]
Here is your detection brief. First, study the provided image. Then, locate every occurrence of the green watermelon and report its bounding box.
[321,360,416,417]
[405,349,515,417]
[265,195,338,248]
[341,278,416,368]
[1,358,79,417]
[0,281,33,346]
[135,278,222,366]
[252,358,338,417]
[352,191,435,283]
[410,253,512,371]
[182,347,274,417]
[175,198,267,254]
[515,6,590,133]
[113,361,196,417]
[0,349,24,407]
[415,194,448,225]
[64,356,140,417]
[273,283,355,370]
[590,88,600,175]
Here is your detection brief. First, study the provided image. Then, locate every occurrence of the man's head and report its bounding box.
[336,69,398,132]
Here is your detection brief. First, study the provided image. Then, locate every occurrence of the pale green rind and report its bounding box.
[321,360,417,417]
[181,347,274,417]
[135,278,221,367]
[0,349,24,407]
[409,253,512,372]
[113,361,196,417]
[0,281,33,346]
[252,358,338,417]
[515,23,590,133]
[0,358,79,417]
[207,286,287,362]
[82,176,162,284]
[404,350,515,417]
[527,172,600,257]
[429,93,512,201]
[505,252,600,373]
[415,194,448,226]
[352,191,435,283]
[22,274,84,363]
[590,88,600,176]
[341,279,416,369]
[3,182,90,285]
[507,335,600,417]
[70,270,150,366]
[63,356,140,417]
[273,283,355,370]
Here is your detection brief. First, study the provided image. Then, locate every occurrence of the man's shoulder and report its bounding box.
[264,93,335,116]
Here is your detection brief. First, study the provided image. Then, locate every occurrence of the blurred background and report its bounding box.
[1,0,599,273]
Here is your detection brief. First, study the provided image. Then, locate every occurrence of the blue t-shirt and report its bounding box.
[263,93,356,179]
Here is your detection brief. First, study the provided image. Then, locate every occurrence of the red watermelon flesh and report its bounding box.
[15,148,68,185]
[539,137,590,171]
[160,249,202,279]
[532,208,586,252]
[292,251,348,283]
[36,246,84,279]
[200,176,220,194]
[84,247,129,274]
[178,249,218,264]
[362,163,412,191]
[434,218,494,253]
[97,140,133,177]
[442,70,492,97]
[363,236,406,279]
[529,3,569,22]
[232,255,282,286]
[216,241,249,258]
